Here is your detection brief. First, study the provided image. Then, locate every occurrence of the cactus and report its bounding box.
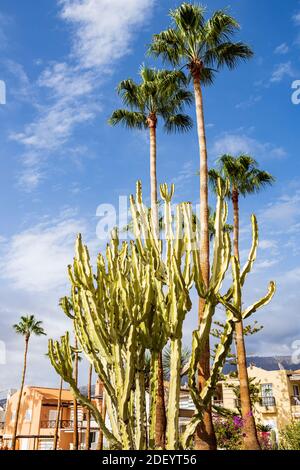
[181,208,276,448]
[48,180,275,450]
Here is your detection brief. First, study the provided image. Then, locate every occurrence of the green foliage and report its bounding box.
[210,319,263,381]
[13,315,46,339]
[109,66,193,133]
[209,154,275,198]
[149,3,253,82]
[280,421,300,450]
[227,377,261,413]
[162,344,191,380]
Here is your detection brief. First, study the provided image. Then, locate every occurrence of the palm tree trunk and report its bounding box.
[149,121,159,233]
[53,377,63,450]
[149,120,167,449]
[85,364,93,450]
[193,76,217,450]
[73,337,79,450]
[96,383,106,450]
[232,189,261,450]
[11,336,29,450]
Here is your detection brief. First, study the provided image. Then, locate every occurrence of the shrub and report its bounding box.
[280,421,300,450]
[214,416,243,450]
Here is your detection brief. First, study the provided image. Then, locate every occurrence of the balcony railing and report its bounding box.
[260,396,276,407]
[212,400,224,407]
[234,399,240,408]
[291,396,300,406]
[40,420,83,429]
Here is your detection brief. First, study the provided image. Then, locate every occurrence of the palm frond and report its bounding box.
[108,109,147,130]
[149,5,252,82]
[208,168,222,193]
[159,89,193,117]
[204,10,240,46]
[170,3,206,34]
[213,154,275,197]
[205,42,253,70]
[148,29,183,65]
[199,67,216,86]
[164,113,193,133]
[117,79,140,108]
[111,67,192,134]
[13,314,46,337]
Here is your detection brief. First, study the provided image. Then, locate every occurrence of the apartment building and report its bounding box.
[1,386,101,450]
[223,365,300,432]
[0,389,16,444]
[178,364,300,436]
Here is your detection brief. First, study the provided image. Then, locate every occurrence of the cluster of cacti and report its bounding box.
[48,180,275,450]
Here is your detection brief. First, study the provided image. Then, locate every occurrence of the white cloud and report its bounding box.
[279,267,300,285]
[0,12,11,50]
[259,239,278,250]
[293,12,300,25]
[59,0,155,69]
[274,43,289,55]
[212,132,287,160]
[4,60,35,103]
[18,165,44,191]
[11,97,99,151]
[11,0,154,190]
[172,160,195,189]
[235,95,261,110]
[254,259,279,271]
[0,208,107,388]
[0,213,87,293]
[263,190,300,225]
[270,61,295,82]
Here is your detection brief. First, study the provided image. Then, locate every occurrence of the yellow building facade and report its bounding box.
[220,365,300,433]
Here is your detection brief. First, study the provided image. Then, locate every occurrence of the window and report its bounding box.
[20,438,29,450]
[261,383,273,397]
[293,385,300,397]
[261,384,275,406]
[25,409,32,422]
[39,439,54,451]
[48,410,58,421]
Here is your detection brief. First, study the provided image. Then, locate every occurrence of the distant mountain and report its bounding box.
[223,356,300,374]
[78,356,300,392]
[79,384,96,397]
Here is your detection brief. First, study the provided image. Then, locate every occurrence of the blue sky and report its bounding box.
[0,0,300,388]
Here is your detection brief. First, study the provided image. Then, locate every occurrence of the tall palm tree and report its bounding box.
[149,3,253,449]
[72,337,80,450]
[53,377,63,450]
[12,315,46,450]
[85,364,93,450]
[109,65,193,448]
[209,154,275,450]
[109,66,192,231]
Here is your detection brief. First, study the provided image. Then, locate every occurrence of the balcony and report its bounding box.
[291,396,300,406]
[212,399,224,407]
[291,396,300,418]
[259,396,276,410]
[234,398,240,409]
[40,420,83,429]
